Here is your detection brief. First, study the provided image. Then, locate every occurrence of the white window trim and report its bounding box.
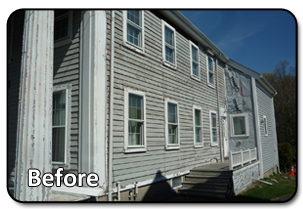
[162,20,177,70]
[193,105,203,147]
[123,10,145,54]
[165,98,180,150]
[263,115,268,136]
[54,10,73,48]
[230,113,250,138]
[124,88,147,153]
[206,56,215,88]
[52,83,72,168]
[190,41,200,81]
[209,110,218,146]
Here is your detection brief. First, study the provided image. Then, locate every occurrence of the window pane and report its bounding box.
[127,10,140,25]
[233,116,246,135]
[165,26,174,46]
[211,113,216,127]
[54,15,68,41]
[195,127,202,143]
[127,24,140,47]
[128,121,143,145]
[212,129,217,142]
[209,72,214,84]
[208,57,213,71]
[168,103,177,123]
[165,46,174,63]
[53,91,66,126]
[195,109,201,126]
[192,46,198,62]
[52,127,65,162]
[168,124,178,144]
[129,94,143,120]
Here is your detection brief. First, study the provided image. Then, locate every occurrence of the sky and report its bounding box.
[179,10,297,75]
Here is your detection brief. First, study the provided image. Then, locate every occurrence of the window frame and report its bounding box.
[52,84,72,167]
[190,41,200,80]
[123,10,145,54]
[209,110,218,146]
[263,115,268,136]
[54,10,73,48]
[206,56,215,87]
[230,113,250,138]
[165,98,180,150]
[124,88,147,153]
[162,20,177,69]
[193,105,203,147]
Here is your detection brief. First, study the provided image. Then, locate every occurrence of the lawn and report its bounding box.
[230,173,297,202]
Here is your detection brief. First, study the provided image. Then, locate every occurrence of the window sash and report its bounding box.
[211,112,217,144]
[127,10,142,47]
[191,45,199,77]
[233,116,246,135]
[264,116,268,136]
[164,25,175,64]
[54,11,69,41]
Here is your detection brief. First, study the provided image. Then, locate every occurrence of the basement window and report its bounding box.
[171,176,182,189]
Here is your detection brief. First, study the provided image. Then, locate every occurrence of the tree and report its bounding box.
[263,61,297,147]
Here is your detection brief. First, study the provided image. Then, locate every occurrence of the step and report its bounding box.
[181,182,229,190]
[184,175,231,184]
[178,188,227,199]
[190,170,233,177]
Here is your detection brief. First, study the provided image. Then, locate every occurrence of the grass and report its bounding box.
[230,173,297,202]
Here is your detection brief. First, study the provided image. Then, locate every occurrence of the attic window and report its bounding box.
[230,113,249,137]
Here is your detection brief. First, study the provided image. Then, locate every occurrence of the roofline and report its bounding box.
[228,59,277,97]
[158,10,229,63]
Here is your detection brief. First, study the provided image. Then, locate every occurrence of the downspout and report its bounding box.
[251,78,264,179]
[215,58,224,162]
[108,10,115,201]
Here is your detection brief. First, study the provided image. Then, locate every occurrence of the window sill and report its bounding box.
[194,144,204,148]
[123,42,145,55]
[124,147,147,153]
[55,37,72,48]
[191,75,201,82]
[162,60,177,70]
[165,146,180,150]
[210,143,219,147]
[207,83,216,89]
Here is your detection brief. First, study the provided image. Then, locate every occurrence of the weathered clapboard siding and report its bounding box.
[107,10,224,186]
[7,10,25,187]
[53,10,81,172]
[256,83,279,174]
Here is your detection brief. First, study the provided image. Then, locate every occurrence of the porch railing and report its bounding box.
[229,147,257,170]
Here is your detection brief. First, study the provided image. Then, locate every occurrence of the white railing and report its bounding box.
[229,148,257,170]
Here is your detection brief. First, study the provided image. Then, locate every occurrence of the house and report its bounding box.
[7,9,279,201]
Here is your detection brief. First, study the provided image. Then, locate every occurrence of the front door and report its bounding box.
[222,118,229,158]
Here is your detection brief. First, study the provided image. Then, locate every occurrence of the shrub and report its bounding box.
[278,142,294,173]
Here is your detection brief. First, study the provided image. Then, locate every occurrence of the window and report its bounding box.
[171,176,182,189]
[193,106,203,146]
[52,84,71,165]
[230,113,249,137]
[165,99,179,149]
[124,88,146,153]
[123,10,145,52]
[54,10,72,47]
[263,115,268,136]
[190,42,200,79]
[162,20,177,68]
[207,56,214,86]
[209,111,218,146]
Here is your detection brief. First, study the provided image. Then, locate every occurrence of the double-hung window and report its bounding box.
[263,115,268,136]
[193,106,203,146]
[165,99,179,149]
[162,20,177,68]
[123,10,144,51]
[124,88,146,153]
[230,113,249,137]
[209,111,218,146]
[190,42,200,79]
[54,10,72,47]
[52,85,71,165]
[207,56,215,86]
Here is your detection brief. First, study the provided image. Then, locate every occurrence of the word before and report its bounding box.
[28,168,99,187]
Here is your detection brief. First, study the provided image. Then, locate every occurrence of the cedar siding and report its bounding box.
[108,10,225,186]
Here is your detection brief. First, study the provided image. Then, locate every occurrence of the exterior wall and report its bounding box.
[7,10,25,191]
[107,10,225,188]
[53,10,81,173]
[256,83,279,175]
[224,68,257,152]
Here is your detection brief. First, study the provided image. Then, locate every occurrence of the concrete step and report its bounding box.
[190,170,233,177]
[178,188,227,199]
[184,175,231,184]
[181,182,229,190]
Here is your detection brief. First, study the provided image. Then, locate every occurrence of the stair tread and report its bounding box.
[179,188,227,193]
[182,182,228,185]
[186,174,231,179]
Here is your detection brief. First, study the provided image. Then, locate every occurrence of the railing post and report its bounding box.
[240,149,243,167]
[229,150,233,170]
